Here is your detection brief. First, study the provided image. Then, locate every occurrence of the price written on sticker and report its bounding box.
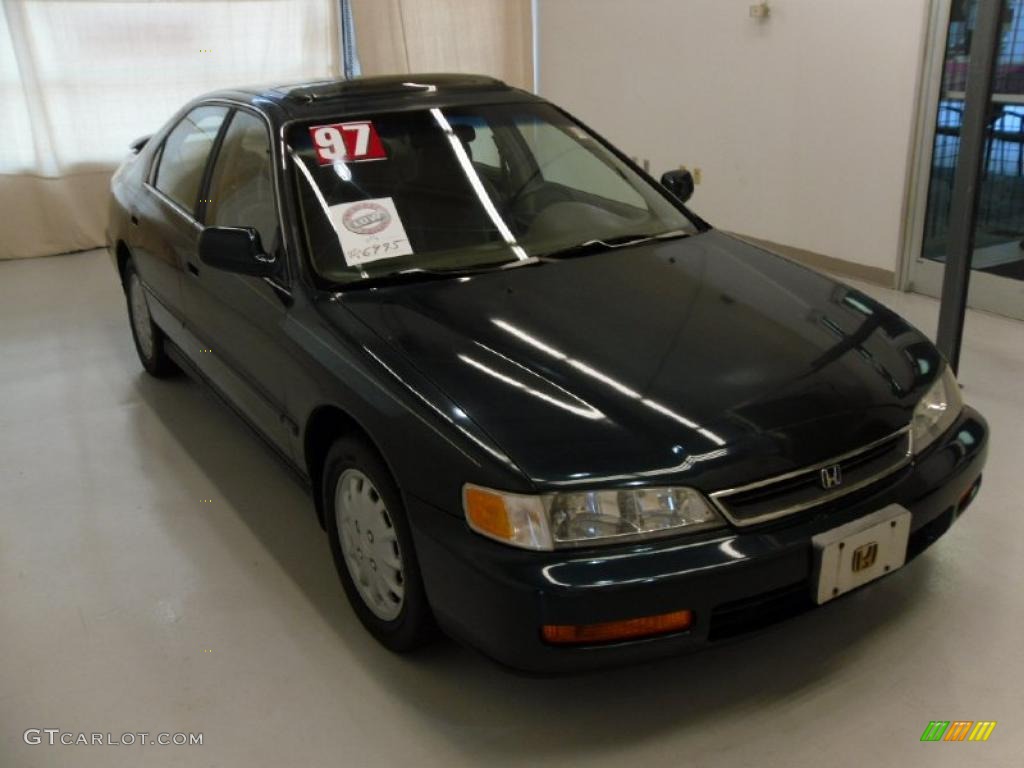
[346,239,410,264]
[309,121,387,165]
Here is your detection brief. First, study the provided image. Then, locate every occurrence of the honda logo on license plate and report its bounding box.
[851,542,879,572]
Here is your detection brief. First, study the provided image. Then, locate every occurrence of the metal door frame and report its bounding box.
[900,0,1024,321]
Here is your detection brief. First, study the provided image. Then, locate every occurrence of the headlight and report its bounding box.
[463,484,725,550]
[911,364,963,454]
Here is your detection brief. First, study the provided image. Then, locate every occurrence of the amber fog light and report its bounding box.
[541,609,694,645]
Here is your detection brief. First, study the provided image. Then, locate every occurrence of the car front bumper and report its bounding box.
[408,407,988,673]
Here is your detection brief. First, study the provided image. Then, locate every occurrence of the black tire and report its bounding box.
[123,259,177,378]
[323,436,435,651]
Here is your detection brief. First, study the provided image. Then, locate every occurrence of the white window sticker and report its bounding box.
[327,197,414,266]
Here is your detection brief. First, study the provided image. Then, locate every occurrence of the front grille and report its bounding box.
[709,427,912,526]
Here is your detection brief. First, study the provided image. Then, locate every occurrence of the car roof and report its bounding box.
[202,73,542,122]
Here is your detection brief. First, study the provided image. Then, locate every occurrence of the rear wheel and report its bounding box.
[123,260,177,377]
[323,436,435,651]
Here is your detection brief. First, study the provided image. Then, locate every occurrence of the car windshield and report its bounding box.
[288,101,699,285]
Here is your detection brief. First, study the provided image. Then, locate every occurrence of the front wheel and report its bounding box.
[123,260,177,377]
[323,436,435,651]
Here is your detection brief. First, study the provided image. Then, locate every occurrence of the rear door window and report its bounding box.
[154,106,229,214]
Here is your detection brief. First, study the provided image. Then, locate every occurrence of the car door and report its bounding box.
[181,107,296,454]
[137,105,229,344]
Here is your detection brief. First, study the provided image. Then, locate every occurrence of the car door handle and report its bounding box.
[187,262,200,276]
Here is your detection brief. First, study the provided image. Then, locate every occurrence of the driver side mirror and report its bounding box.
[660,169,695,204]
[198,226,275,277]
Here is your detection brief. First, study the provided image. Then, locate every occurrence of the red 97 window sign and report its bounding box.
[308,121,387,165]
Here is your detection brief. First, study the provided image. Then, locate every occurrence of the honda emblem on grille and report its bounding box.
[820,464,843,489]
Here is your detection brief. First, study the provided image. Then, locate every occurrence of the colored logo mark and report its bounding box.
[920,721,996,742]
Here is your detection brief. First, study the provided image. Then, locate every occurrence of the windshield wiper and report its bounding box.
[333,258,540,292]
[331,229,689,290]
[537,229,691,260]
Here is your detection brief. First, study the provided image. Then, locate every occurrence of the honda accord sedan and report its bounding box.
[107,74,987,672]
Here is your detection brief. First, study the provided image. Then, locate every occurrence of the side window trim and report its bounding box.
[144,169,200,229]
[148,140,165,186]
[196,107,238,223]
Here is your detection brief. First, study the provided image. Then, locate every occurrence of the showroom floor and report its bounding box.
[2,248,1021,767]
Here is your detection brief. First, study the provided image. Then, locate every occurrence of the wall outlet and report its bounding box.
[750,2,770,19]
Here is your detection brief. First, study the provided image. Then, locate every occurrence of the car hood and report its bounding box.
[337,231,941,491]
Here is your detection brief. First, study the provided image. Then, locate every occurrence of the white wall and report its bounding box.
[537,0,930,275]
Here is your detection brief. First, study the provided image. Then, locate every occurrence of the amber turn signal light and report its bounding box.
[542,609,694,645]
[463,486,515,540]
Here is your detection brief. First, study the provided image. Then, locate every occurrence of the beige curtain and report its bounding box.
[0,0,339,260]
[0,174,117,259]
[351,0,534,91]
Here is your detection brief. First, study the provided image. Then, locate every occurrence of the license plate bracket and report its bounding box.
[812,504,911,605]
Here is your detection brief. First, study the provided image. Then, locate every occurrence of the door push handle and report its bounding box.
[187,262,200,276]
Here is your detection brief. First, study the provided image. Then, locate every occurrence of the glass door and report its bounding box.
[906,0,1024,320]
